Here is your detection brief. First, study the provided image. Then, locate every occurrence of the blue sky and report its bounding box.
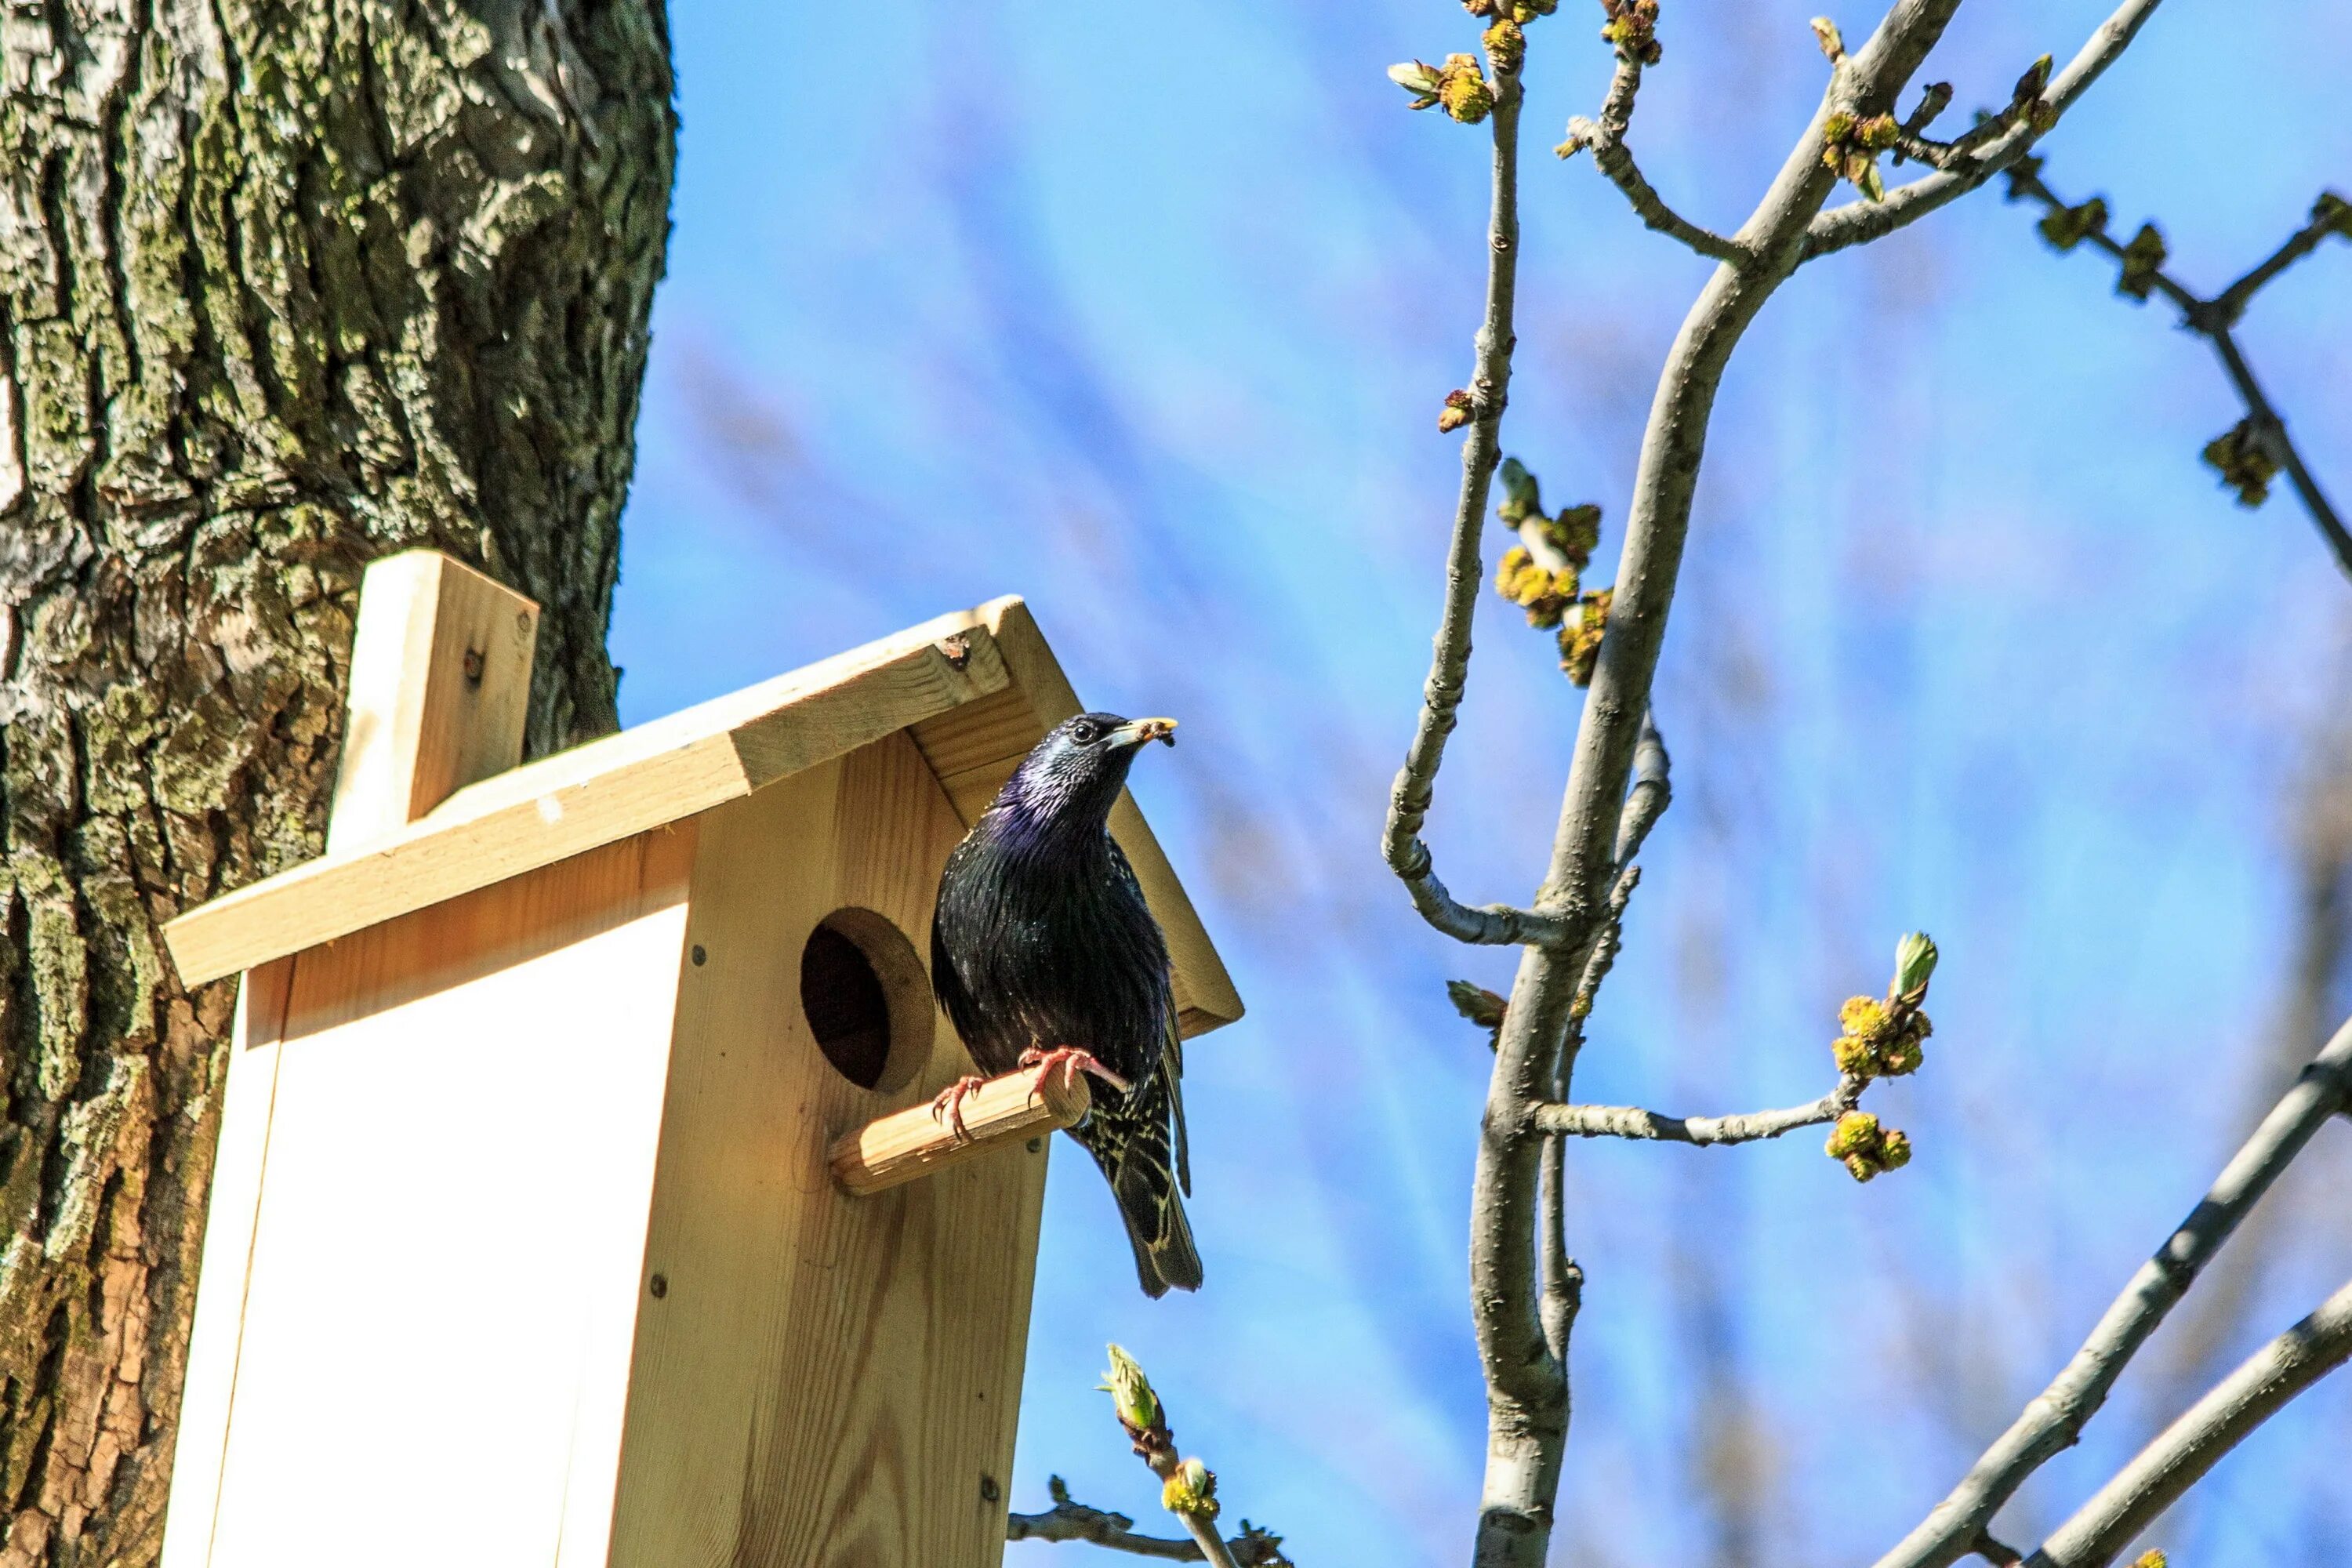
[610,3,2352,1563]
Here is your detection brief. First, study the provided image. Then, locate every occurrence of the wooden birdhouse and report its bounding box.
[156,550,1242,1568]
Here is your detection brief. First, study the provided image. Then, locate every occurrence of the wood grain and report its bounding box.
[324,550,540,853]
[829,1068,1091,1197]
[608,731,1048,1568]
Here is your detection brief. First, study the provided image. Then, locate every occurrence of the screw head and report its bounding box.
[979,1474,1000,1504]
[691,945,707,967]
[649,1273,669,1299]
[1025,1138,1043,1154]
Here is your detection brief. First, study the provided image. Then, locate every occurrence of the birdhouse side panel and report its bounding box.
[171,829,695,1568]
[610,731,1047,1568]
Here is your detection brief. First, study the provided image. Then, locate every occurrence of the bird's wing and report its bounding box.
[1164,1018,1191,1196]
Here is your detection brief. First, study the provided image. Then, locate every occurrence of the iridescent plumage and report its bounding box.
[930,711,1200,1297]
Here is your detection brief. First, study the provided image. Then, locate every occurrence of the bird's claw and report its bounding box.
[928,1076,988,1143]
[1017,1047,1131,1100]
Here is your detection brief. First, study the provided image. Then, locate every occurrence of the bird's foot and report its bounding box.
[927,1076,989,1143]
[1017,1047,1131,1099]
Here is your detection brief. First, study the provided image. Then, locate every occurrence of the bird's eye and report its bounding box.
[1070,721,1099,745]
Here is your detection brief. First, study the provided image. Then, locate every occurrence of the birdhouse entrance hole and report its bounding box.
[800,906,927,1092]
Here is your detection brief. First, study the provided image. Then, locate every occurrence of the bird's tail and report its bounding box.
[1112,1161,1203,1298]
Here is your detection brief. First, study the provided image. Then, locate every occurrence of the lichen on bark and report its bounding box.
[0,1,675,1560]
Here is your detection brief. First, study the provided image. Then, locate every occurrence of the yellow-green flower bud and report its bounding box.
[1099,1343,1161,1435]
[1832,1033,1874,1079]
[1483,19,1526,74]
[1826,1111,1878,1159]
[1511,0,1558,17]
[1560,588,1612,686]
[1879,1127,1912,1170]
[2130,1552,2165,1568]
[1810,17,1845,60]
[1599,0,1660,64]
[1438,55,1495,124]
[1163,1457,1220,1520]
[1839,995,1889,1040]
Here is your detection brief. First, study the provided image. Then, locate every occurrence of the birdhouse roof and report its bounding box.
[162,597,1242,1036]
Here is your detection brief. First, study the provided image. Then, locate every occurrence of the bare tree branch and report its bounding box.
[1802,0,2166,260]
[1464,7,1986,1561]
[2004,165,2352,579]
[1533,1076,1866,1146]
[1008,1479,1294,1567]
[1872,1011,2352,1568]
[1382,45,1576,952]
[2024,1276,2352,1568]
[1558,53,1748,264]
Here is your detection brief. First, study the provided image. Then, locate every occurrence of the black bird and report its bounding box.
[929,710,1201,1297]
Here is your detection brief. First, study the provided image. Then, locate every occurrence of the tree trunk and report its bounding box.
[0,1,673,1559]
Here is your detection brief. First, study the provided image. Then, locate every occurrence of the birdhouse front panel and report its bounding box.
[608,730,1046,1567]
[171,829,699,1568]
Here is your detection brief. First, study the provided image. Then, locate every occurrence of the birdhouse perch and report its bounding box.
[158,551,1242,1568]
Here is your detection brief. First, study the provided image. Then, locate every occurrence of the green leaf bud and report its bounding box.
[1893,931,1938,1000]
[1099,1343,1161,1435]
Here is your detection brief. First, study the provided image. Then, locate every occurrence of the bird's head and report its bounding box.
[996,711,1177,833]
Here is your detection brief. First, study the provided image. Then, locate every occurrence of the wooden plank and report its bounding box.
[829,1068,1090,1196]
[163,607,1014,985]
[325,550,540,853]
[910,598,1246,1037]
[194,830,695,1568]
[156,960,293,1568]
[609,732,1047,1567]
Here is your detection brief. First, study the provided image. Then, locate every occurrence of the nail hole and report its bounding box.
[648,1273,668,1299]
[691,945,706,966]
[979,1475,1000,1504]
[463,647,485,685]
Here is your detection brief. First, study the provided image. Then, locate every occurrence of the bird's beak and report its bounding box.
[1107,717,1178,750]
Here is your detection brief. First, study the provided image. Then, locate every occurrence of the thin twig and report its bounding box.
[1381,49,1574,950]
[1533,1076,1865,1145]
[2024,1275,2352,1567]
[1871,1011,2352,1568]
[1559,53,1748,265]
[2212,196,2347,324]
[2005,166,2352,579]
[1802,0,2166,260]
[1009,1479,1294,1566]
[2205,327,2352,578]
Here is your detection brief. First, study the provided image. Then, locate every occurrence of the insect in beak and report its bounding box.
[1107,717,1178,750]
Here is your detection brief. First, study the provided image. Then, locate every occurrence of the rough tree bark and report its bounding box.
[0,3,673,1561]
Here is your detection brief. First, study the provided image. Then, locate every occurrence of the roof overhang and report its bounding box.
[162,597,1243,1038]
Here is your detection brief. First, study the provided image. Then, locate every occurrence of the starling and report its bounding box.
[930,711,1202,1298]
